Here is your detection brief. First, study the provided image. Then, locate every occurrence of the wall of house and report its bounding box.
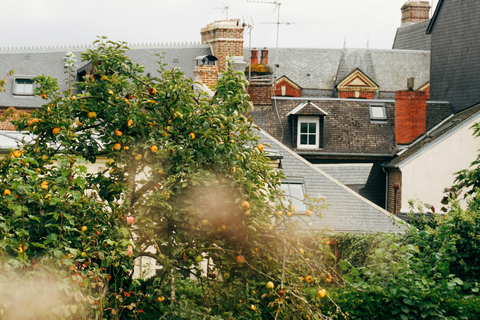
[249,99,396,155]
[387,168,402,214]
[399,114,480,213]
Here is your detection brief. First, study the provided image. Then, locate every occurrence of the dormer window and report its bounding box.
[13,77,35,96]
[298,116,320,148]
[287,101,327,150]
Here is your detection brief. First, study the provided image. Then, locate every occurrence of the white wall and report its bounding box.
[400,114,480,212]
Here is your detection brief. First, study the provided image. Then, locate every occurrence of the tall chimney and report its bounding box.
[395,80,428,145]
[200,19,244,72]
[401,1,431,26]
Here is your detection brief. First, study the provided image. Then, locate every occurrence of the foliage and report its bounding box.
[0,39,336,319]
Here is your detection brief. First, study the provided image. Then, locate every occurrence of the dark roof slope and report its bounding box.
[0,43,210,108]
[335,50,377,86]
[259,129,406,233]
[393,19,431,51]
[426,0,480,113]
[385,103,480,168]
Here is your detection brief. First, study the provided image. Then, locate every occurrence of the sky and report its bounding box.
[1,0,439,50]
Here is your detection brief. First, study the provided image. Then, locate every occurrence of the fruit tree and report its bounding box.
[0,39,335,319]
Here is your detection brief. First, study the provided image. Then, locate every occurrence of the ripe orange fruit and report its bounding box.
[40,181,48,190]
[257,144,264,152]
[4,189,11,196]
[31,118,39,124]
[135,154,142,160]
[71,96,76,100]
[113,143,121,151]
[52,127,60,135]
[157,296,165,302]
[42,155,48,161]
[277,210,283,216]
[88,111,97,119]
[115,129,122,136]
[107,90,114,95]
[13,150,22,158]
[241,200,250,210]
[101,75,108,80]
[127,119,134,127]
[305,210,313,217]
[151,145,158,153]
[189,132,195,140]
[286,211,293,217]
[305,276,312,283]
[236,255,245,264]
[41,93,47,99]
[81,226,87,232]
[149,87,157,95]
[318,289,326,298]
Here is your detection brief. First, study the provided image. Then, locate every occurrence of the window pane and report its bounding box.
[300,134,307,145]
[370,106,385,119]
[300,123,308,133]
[308,134,316,145]
[281,183,306,211]
[15,79,34,95]
[309,123,316,134]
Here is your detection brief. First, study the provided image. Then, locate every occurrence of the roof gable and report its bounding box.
[276,75,301,90]
[336,68,378,92]
[286,101,328,116]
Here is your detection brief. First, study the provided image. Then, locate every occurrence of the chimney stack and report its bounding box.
[200,19,244,72]
[401,1,431,26]
[395,79,428,145]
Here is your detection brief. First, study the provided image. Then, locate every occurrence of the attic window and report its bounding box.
[297,116,321,149]
[13,78,35,96]
[280,182,306,212]
[369,104,386,121]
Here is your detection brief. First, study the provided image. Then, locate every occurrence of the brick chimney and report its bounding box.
[401,1,431,26]
[200,19,244,72]
[395,78,428,145]
[246,47,273,106]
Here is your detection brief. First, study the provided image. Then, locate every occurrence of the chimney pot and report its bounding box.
[260,48,269,65]
[251,48,258,65]
[401,1,431,26]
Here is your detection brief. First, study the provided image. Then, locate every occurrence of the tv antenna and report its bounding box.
[247,0,293,80]
[242,16,255,81]
[212,3,229,20]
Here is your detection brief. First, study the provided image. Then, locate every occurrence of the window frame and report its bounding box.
[297,116,320,149]
[280,180,307,213]
[369,104,387,121]
[13,77,35,96]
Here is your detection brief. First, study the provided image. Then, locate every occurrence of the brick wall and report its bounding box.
[338,91,375,99]
[194,65,218,87]
[200,20,244,72]
[248,83,273,106]
[387,168,402,214]
[273,80,301,98]
[395,90,428,145]
[401,1,430,26]
[0,107,34,130]
[248,99,396,154]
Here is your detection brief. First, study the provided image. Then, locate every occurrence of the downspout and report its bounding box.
[382,165,389,210]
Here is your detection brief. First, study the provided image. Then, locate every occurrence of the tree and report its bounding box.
[1,39,332,319]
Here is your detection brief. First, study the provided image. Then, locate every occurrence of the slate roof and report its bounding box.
[244,48,430,94]
[259,129,407,233]
[392,19,431,51]
[0,43,211,108]
[425,0,480,113]
[384,103,480,168]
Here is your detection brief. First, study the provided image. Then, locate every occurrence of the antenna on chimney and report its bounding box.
[247,0,293,81]
[242,16,255,81]
[212,2,229,20]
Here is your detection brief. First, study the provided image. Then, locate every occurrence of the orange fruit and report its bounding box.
[236,255,245,264]
[151,145,158,153]
[318,289,326,298]
[305,276,312,283]
[241,200,250,210]
[135,154,142,160]
[88,111,97,119]
[13,150,22,158]
[189,132,195,140]
[41,93,47,99]
[149,87,156,95]
[113,143,121,151]
[52,127,60,135]
[115,129,122,136]
[127,119,134,127]
[4,189,11,196]
[305,210,313,217]
[257,144,264,152]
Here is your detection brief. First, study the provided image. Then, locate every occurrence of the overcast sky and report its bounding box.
[2,0,439,50]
